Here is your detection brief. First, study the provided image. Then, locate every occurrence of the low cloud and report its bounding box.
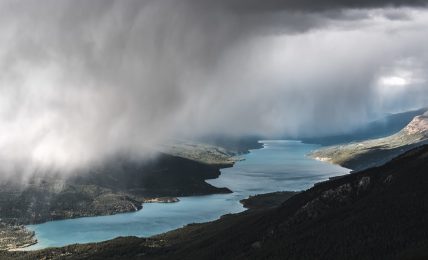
[0,0,427,179]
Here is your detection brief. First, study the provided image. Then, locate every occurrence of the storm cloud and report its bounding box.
[0,0,427,177]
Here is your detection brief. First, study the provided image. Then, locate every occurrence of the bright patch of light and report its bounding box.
[379,76,408,86]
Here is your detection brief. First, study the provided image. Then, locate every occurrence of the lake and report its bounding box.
[25,140,349,250]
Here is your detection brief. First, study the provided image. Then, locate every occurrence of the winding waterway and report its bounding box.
[26,140,349,250]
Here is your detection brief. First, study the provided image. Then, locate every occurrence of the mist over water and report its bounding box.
[26,140,349,249]
[0,0,427,178]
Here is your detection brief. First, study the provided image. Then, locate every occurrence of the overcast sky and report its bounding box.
[0,0,427,177]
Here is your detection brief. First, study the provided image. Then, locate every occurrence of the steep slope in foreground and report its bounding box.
[311,111,428,171]
[5,145,428,259]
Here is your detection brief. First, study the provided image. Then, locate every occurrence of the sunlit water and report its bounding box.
[26,140,349,250]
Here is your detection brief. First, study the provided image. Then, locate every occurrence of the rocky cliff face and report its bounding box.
[403,113,428,136]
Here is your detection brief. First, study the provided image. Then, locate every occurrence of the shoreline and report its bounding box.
[7,142,262,251]
[11,140,338,252]
[18,140,346,251]
[3,145,428,259]
[14,139,350,252]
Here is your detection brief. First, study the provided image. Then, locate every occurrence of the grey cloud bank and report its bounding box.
[0,0,427,178]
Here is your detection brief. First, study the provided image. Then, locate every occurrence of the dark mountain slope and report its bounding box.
[0,154,231,225]
[158,145,428,260]
[5,145,428,259]
[71,153,232,198]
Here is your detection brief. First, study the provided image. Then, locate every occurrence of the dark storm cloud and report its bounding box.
[0,0,427,179]
[219,0,428,12]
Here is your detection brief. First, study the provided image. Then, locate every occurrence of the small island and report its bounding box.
[143,197,180,203]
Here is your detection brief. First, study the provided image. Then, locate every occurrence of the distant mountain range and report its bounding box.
[311,109,428,171]
[302,107,428,146]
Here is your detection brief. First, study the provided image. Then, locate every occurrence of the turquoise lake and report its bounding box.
[25,140,349,250]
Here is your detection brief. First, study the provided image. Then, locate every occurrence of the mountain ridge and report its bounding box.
[310,109,428,171]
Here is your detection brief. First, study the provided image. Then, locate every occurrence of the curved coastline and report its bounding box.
[19,144,263,251]
[21,140,349,250]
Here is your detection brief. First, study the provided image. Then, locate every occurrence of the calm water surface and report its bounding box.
[26,140,349,249]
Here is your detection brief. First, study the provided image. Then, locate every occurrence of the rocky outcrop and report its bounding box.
[403,113,428,135]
